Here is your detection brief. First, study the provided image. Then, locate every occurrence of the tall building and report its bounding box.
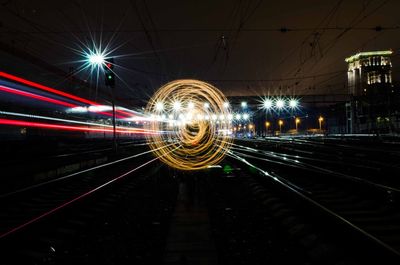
[346,50,393,96]
[345,50,397,133]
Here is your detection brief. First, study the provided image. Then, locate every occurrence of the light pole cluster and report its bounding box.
[262,116,324,135]
[260,97,300,112]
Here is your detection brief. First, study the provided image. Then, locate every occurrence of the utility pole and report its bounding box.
[104,58,117,152]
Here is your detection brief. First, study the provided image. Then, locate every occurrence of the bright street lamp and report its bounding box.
[289,99,298,109]
[155,102,164,112]
[88,53,105,67]
[318,116,324,131]
[279,120,283,133]
[265,121,270,134]
[276,99,285,109]
[265,121,270,128]
[263,99,273,110]
[173,101,181,111]
[295,117,300,131]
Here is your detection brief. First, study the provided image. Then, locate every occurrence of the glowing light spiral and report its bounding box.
[145,79,233,170]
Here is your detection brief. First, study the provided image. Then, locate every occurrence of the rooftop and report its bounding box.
[345,50,393,63]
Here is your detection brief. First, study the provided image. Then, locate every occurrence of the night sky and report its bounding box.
[1,0,399,101]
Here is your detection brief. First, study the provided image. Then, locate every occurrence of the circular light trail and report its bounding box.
[145,79,233,171]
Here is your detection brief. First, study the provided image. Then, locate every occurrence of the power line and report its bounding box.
[206,70,345,82]
[4,25,399,34]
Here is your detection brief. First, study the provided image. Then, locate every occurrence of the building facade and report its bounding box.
[346,50,393,96]
[345,50,398,133]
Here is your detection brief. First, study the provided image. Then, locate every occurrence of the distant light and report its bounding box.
[219,114,225,120]
[68,106,88,113]
[289,99,298,108]
[263,99,273,109]
[173,101,181,111]
[241,101,247,108]
[276,99,285,109]
[88,105,113,112]
[204,102,210,109]
[223,102,229,108]
[155,102,164,111]
[212,114,218,120]
[243,113,249,120]
[188,101,195,109]
[235,113,241,120]
[88,53,105,66]
[227,114,233,120]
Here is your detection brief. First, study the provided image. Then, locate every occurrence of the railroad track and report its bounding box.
[204,159,400,264]
[0,149,178,264]
[215,139,400,263]
[236,138,400,188]
[0,139,164,193]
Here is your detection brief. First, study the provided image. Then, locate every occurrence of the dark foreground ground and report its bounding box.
[1,136,400,264]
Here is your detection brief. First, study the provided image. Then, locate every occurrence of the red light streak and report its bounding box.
[0,118,159,134]
[0,85,77,108]
[0,71,134,118]
[0,71,97,105]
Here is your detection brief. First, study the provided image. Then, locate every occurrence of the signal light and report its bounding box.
[104,58,115,87]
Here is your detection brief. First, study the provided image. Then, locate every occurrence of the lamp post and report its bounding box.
[87,53,118,152]
[318,116,324,131]
[279,120,283,133]
[265,121,270,135]
[249,124,253,136]
[105,58,117,152]
[295,117,300,132]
